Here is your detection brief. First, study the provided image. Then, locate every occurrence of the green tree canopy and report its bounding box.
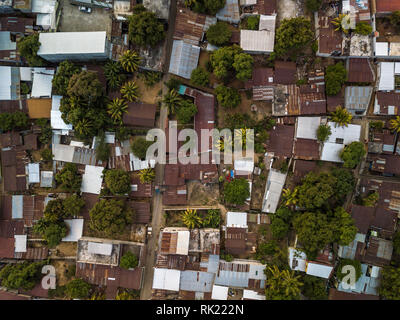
[316,124,332,142]
[0,112,29,132]
[43,198,66,222]
[95,131,111,162]
[103,60,126,89]
[394,231,400,255]
[379,266,400,300]
[224,178,250,205]
[67,70,104,100]
[325,62,347,96]
[190,67,210,87]
[17,33,45,66]
[89,199,133,237]
[246,15,260,30]
[331,167,355,202]
[336,259,362,282]
[206,22,232,46]
[331,207,357,246]
[215,85,241,109]
[305,0,322,12]
[340,141,366,169]
[302,275,327,300]
[176,100,198,124]
[120,252,139,269]
[65,279,92,299]
[189,0,226,15]
[43,222,68,248]
[274,17,314,58]
[131,137,153,159]
[233,53,254,81]
[210,45,243,80]
[55,163,82,192]
[63,195,85,217]
[270,217,290,239]
[0,262,44,291]
[52,61,81,96]
[128,5,165,47]
[265,265,303,300]
[355,21,372,35]
[104,169,131,195]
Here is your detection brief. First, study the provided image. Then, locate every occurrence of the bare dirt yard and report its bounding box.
[134,75,163,105]
[187,181,220,206]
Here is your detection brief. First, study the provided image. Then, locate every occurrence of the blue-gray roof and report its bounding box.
[0,31,16,51]
[338,264,380,296]
[12,195,23,219]
[179,271,214,293]
[169,40,200,79]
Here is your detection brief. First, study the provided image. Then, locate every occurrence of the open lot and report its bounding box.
[58,0,112,35]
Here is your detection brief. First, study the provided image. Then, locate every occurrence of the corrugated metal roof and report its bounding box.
[12,195,23,219]
[216,0,240,23]
[296,117,320,140]
[378,62,395,91]
[14,234,27,253]
[80,165,104,195]
[40,170,53,188]
[28,163,40,184]
[87,242,113,256]
[31,71,54,98]
[169,40,200,79]
[153,268,181,291]
[62,219,84,242]
[179,270,214,292]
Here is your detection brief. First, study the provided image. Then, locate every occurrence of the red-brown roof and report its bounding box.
[255,0,277,15]
[0,17,34,33]
[376,92,400,115]
[123,102,156,127]
[163,185,187,205]
[328,288,378,300]
[274,61,296,84]
[23,133,38,150]
[130,176,153,198]
[318,16,343,55]
[129,201,151,224]
[266,124,295,158]
[225,227,247,255]
[351,205,375,234]
[376,0,400,13]
[0,131,21,148]
[0,290,30,300]
[0,100,27,113]
[0,238,15,258]
[293,160,317,183]
[245,67,274,89]
[347,58,374,83]
[174,6,208,45]
[294,139,320,160]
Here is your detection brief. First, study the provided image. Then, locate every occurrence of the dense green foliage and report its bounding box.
[52,61,81,96]
[55,163,82,192]
[202,209,221,228]
[330,106,352,127]
[305,0,322,12]
[336,259,362,282]
[0,262,45,290]
[274,17,314,59]
[190,67,210,87]
[316,124,332,142]
[131,137,154,159]
[302,275,327,300]
[265,265,303,300]
[215,85,241,109]
[325,62,347,96]
[206,22,232,46]
[224,178,250,205]
[0,112,29,132]
[120,252,139,269]
[390,11,400,32]
[107,98,128,124]
[17,33,45,66]
[188,0,226,15]
[246,15,260,30]
[340,141,366,169]
[128,5,165,47]
[89,199,134,237]
[176,100,198,124]
[65,279,92,299]
[233,53,254,81]
[379,266,400,299]
[104,61,126,89]
[95,132,111,162]
[355,21,372,35]
[104,169,131,195]
[393,231,400,255]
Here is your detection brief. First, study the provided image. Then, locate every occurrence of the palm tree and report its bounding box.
[331,13,351,34]
[119,50,141,73]
[330,106,352,127]
[104,61,125,89]
[75,118,93,137]
[163,89,182,114]
[181,208,202,229]
[234,127,254,150]
[121,81,140,102]
[266,265,303,300]
[390,116,400,133]
[215,135,232,152]
[107,98,128,124]
[281,187,298,207]
[139,168,155,184]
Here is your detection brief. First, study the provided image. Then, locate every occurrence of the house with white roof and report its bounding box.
[226,211,248,229]
[240,14,276,54]
[261,168,286,213]
[37,31,112,62]
[51,95,73,131]
[296,117,321,140]
[320,122,361,163]
[152,268,181,292]
[62,219,84,242]
[80,165,104,195]
[288,247,334,279]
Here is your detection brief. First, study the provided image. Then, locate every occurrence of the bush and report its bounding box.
[40,148,53,162]
[215,85,241,109]
[317,124,332,142]
[0,262,44,291]
[190,0,226,15]
[52,61,81,96]
[131,137,153,159]
[65,279,91,299]
[206,21,232,46]
[17,33,45,66]
[325,62,347,96]
[104,169,131,195]
[55,163,82,192]
[120,252,139,269]
[176,100,198,124]
[305,0,322,12]
[0,112,29,132]
[302,275,327,300]
[224,178,250,205]
[355,21,372,35]
[246,15,260,30]
[340,141,366,169]
[190,67,210,87]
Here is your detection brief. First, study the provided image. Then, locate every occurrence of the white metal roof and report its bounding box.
[259,15,276,32]
[326,122,361,145]
[296,117,321,140]
[234,159,254,174]
[62,219,84,242]
[376,42,389,56]
[38,32,107,55]
[87,242,113,256]
[40,170,53,188]
[211,285,228,300]
[306,262,333,279]
[243,289,266,300]
[20,67,33,81]
[14,235,27,253]
[0,66,11,100]
[288,247,307,272]
[152,268,181,292]
[378,62,395,91]
[32,0,56,13]
[262,169,286,213]
[226,211,247,228]
[321,142,344,163]
[240,30,275,53]
[53,144,75,162]
[12,195,23,219]
[31,72,53,98]
[176,230,190,255]
[51,95,73,130]
[80,165,104,195]
[28,163,40,184]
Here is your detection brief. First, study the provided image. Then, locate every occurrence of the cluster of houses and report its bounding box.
[1,0,400,301]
